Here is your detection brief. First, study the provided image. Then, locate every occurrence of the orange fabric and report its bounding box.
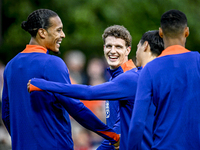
[97,131,120,142]
[69,76,104,115]
[80,101,104,114]
[70,76,76,84]
[21,45,47,53]
[29,84,43,92]
[158,45,190,58]
[121,59,136,72]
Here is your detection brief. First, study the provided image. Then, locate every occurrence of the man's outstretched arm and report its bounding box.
[28,70,138,101]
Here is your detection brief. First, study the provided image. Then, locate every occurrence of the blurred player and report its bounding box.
[127,9,200,150]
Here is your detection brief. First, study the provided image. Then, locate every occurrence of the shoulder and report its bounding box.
[42,55,70,82]
[113,69,139,83]
[190,51,200,57]
[125,68,140,76]
[4,53,21,72]
[46,54,65,64]
[45,55,67,69]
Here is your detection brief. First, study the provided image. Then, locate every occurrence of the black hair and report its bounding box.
[21,9,58,37]
[102,25,132,47]
[140,30,164,56]
[160,9,187,38]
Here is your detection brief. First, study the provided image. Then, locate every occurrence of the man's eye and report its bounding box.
[116,46,122,49]
[106,45,112,48]
[57,29,62,32]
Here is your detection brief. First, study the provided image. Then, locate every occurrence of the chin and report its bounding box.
[54,49,60,53]
[108,62,117,67]
[109,64,120,69]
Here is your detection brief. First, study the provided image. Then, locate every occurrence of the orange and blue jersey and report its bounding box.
[28,62,155,149]
[128,45,200,150]
[2,45,119,150]
[98,60,136,150]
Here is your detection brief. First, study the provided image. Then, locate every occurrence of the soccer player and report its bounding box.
[28,30,164,149]
[1,9,119,150]
[127,9,200,150]
[98,25,136,150]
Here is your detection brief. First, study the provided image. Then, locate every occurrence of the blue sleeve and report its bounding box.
[97,106,120,150]
[42,57,119,144]
[55,93,119,144]
[97,140,115,150]
[127,67,152,150]
[2,69,10,135]
[112,107,120,133]
[30,70,137,101]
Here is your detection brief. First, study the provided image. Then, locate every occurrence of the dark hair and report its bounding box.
[140,30,164,56]
[21,9,58,37]
[160,9,187,38]
[102,25,132,47]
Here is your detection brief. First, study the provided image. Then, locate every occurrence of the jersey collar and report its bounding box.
[158,45,190,58]
[21,45,48,53]
[121,59,136,72]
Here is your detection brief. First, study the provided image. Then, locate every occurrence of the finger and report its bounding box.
[27,80,31,93]
[114,146,119,150]
[27,85,30,93]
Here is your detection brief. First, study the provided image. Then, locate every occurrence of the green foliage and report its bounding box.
[1,0,200,64]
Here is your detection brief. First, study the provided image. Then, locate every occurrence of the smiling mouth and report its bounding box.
[109,55,118,62]
[56,40,62,47]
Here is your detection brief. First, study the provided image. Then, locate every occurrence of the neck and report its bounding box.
[29,37,39,45]
[29,37,47,49]
[163,36,186,49]
[142,53,157,66]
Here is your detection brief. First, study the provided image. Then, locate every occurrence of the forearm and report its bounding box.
[55,93,119,144]
[30,74,136,100]
[73,106,119,144]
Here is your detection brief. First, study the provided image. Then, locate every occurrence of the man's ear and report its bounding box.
[159,27,163,38]
[126,46,131,56]
[38,28,47,39]
[185,27,189,37]
[143,41,149,52]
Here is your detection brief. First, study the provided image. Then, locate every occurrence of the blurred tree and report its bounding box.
[1,0,200,64]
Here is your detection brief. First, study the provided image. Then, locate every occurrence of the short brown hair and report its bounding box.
[102,25,132,47]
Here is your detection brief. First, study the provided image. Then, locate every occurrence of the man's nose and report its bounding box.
[61,31,65,38]
[110,46,116,53]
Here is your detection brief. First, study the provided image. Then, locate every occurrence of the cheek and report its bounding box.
[119,53,126,62]
[104,49,109,55]
[136,48,141,57]
[136,51,139,58]
[103,50,107,55]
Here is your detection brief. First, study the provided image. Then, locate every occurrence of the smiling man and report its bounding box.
[103,36,131,69]
[99,25,136,150]
[1,9,120,150]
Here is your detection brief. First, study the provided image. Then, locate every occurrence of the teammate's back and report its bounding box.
[146,49,200,149]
